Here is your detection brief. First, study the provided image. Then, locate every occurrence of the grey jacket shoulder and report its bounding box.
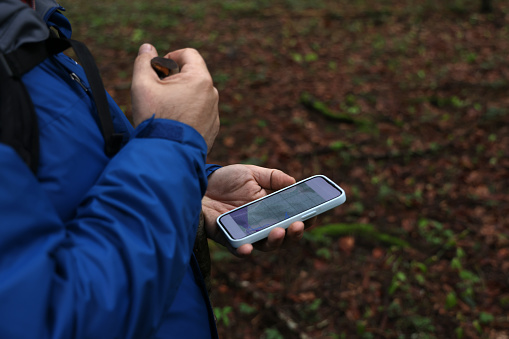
[0,0,53,54]
[35,0,60,21]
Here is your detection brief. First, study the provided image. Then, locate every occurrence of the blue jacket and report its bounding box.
[0,1,219,338]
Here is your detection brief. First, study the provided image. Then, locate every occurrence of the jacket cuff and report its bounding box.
[205,164,221,177]
[132,117,207,151]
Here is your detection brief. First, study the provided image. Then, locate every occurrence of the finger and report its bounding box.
[165,48,209,74]
[236,244,254,257]
[132,43,159,82]
[266,227,286,249]
[254,227,285,252]
[286,221,305,242]
[252,167,296,191]
[217,235,250,258]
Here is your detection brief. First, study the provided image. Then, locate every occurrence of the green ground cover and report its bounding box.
[66,1,509,337]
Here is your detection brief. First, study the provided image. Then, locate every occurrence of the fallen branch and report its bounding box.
[309,223,410,248]
[296,141,449,161]
[300,92,358,124]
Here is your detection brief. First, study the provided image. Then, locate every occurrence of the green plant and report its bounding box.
[387,299,402,317]
[455,326,464,339]
[356,320,367,336]
[309,298,322,312]
[388,271,408,295]
[291,52,303,63]
[263,328,284,339]
[329,140,351,151]
[305,52,319,62]
[316,247,332,260]
[257,119,268,128]
[372,34,386,50]
[500,295,509,308]
[473,320,482,334]
[214,306,233,327]
[410,261,428,285]
[219,0,267,14]
[239,302,257,315]
[254,136,267,146]
[408,315,435,333]
[479,311,494,325]
[417,218,455,248]
[130,28,144,43]
[484,106,508,121]
[445,291,458,309]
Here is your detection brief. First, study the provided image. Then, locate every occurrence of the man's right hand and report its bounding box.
[131,44,220,152]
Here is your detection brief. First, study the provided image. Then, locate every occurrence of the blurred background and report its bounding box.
[66,0,508,338]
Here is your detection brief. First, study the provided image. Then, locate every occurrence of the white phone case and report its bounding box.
[216,175,346,248]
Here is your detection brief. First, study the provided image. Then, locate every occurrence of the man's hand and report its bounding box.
[131,44,219,152]
[202,165,315,257]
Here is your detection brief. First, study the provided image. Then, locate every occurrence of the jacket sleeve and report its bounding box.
[205,164,221,177]
[0,118,208,338]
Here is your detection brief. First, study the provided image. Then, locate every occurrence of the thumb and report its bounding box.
[138,43,156,56]
[131,43,159,127]
[268,169,296,191]
[251,166,296,191]
[133,43,158,80]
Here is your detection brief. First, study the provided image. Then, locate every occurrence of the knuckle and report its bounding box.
[183,47,199,55]
[212,87,219,101]
[197,73,214,88]
[134,52,152,69]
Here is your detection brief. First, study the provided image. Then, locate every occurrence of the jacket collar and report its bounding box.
[0,0,71,54]
[21,0,36,10]
[35,0,62,23]
[0,0,49,54]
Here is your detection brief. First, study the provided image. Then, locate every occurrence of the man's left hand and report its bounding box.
[202,164,315,257]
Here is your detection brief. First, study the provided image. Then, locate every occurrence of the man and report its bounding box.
[0,0,308,338]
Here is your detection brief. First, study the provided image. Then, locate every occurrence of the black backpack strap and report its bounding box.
[0,38,68,78]
[0,55,40,173]
[0,36,123,172]
[66,39,123,156]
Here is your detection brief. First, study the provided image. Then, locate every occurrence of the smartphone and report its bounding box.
[216,175,346,248]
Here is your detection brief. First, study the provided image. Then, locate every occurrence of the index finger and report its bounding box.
[164,48,209,74]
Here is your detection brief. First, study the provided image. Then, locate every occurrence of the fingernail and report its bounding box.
[139,43,153,54]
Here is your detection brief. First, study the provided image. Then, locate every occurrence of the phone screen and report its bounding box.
[218,176,343,239]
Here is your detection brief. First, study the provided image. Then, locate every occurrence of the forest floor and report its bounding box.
[67,0,509,338]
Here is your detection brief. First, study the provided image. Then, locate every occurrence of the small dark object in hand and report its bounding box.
[150,57,180,78]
